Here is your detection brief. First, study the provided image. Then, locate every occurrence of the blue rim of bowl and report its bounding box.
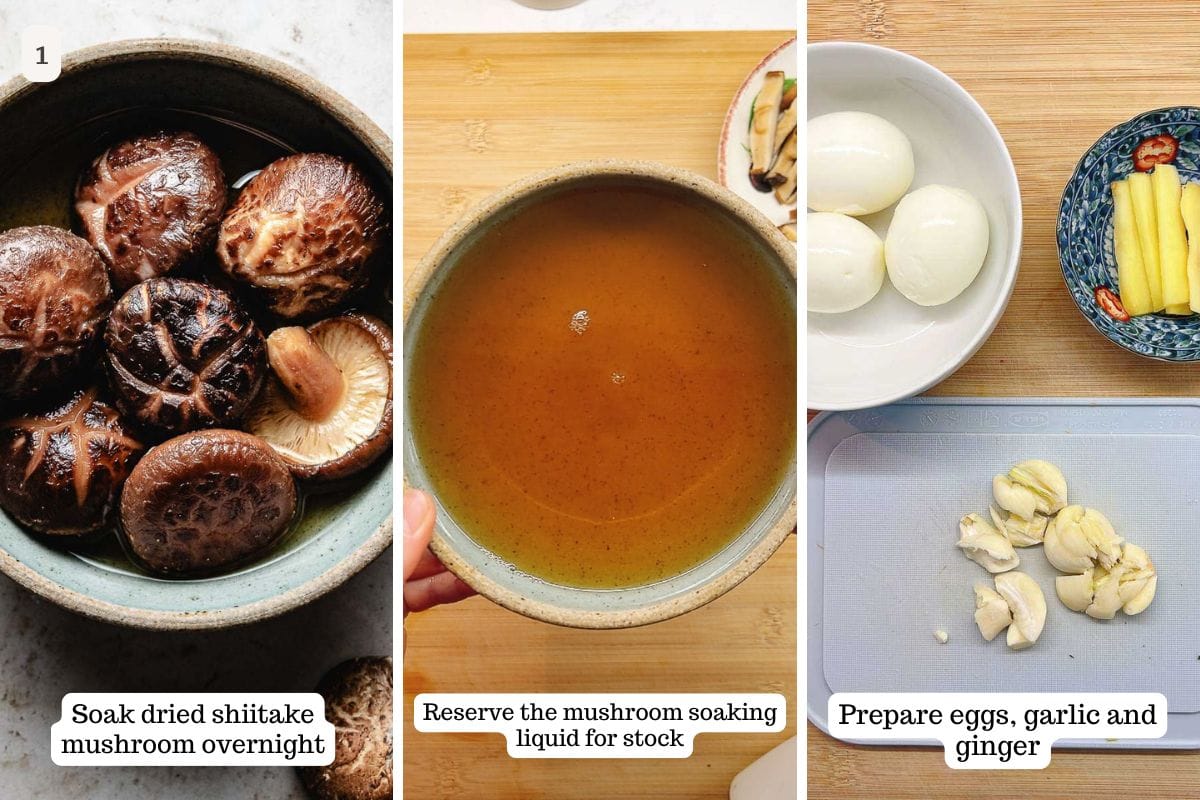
[1057,106,1200,362]
[806,41,1024,409]
[0,39,394,630]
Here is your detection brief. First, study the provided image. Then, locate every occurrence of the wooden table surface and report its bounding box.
[809,1,1200,796]
[403,31,797,799]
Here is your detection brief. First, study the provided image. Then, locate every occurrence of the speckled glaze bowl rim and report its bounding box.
[403,160,797,629]
[1057,105,1200,363]
[0,38,393,631]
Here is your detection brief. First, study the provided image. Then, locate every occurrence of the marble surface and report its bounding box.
[0,1,393,798]
[0,0,391,133]
[405,0,795,33]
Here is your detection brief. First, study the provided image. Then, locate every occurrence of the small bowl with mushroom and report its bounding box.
[0,40,392,629]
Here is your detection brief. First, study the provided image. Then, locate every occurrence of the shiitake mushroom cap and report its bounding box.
[0,387,143,537]
[104,278,266,438]
[119,428,298,577]
[217,153,385,320]
[299,656,393,800]
[75,130,227,291]
[0,226,112,404]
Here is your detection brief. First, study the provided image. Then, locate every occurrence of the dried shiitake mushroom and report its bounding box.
[75,131,226,291]
[299,656,392,800]
[0,387,142,536]
[105,278,266,437]
[245,314,391,486]
[119,429,298,576]
[0,226,112,403]
[217,153,385,320]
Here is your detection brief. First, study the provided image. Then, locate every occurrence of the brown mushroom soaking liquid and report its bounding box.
[408,185,796,589]
[0,108,354,576]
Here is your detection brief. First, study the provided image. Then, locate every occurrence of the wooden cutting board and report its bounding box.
[403,31,797,800]
[811,1,1200,796]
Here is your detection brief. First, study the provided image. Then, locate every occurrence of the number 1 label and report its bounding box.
[21,26,61,83]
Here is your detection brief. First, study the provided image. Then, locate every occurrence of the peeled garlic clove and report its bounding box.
[990,504,1048,547]
[1085,564,1125,620]
[957,513,1019,573]
[1078,509,1123,570]
[1055,569,1094,612]
[1123,574,1157,616]
[1007,620,1035,650]
[994,571,1046,647]
[1117,543,1157,614]
[973,583,1012,641]
[988,505,1007,535]
[993,474,1037,520]
[1043,506,1095,573]
[1008,459,1068,515]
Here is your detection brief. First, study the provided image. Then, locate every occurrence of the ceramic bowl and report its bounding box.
[403,161,796,628]
[0,39,392,630]
[807,42,1022,410]
[1058,106,1200,361]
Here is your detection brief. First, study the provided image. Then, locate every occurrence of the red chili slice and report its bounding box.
[1095,286,1131,322]
[1134,134,1179,172]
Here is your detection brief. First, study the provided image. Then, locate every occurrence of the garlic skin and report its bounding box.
[993,459,1068,519]
[956,513,1019,573]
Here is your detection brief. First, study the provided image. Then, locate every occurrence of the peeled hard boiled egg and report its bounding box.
[884,185,990,307]
[808,112,914,216]
[807,212,885,313]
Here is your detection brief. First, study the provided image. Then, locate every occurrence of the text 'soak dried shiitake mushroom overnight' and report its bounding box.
[408,184,797,589]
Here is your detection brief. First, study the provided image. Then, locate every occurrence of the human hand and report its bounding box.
[403,488,475,616]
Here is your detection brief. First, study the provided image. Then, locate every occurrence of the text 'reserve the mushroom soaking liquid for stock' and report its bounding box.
[407,184,796,589]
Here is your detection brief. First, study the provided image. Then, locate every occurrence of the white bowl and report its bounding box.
[807,42,1021,410]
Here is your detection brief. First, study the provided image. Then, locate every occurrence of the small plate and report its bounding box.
[1058,106,1200,361]
[717,36,797,226]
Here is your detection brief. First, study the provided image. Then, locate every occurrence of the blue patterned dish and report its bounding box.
[1058,106,1200,361]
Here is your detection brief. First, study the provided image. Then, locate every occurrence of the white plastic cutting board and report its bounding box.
[808,398,1200,748]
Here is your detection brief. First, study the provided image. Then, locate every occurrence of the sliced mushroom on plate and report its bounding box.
[245,313,392,486]
[749,70,785,192]
[771,103,797,168]
[217,153,386,320]
[0,387,143,536]
[120,428,298,576]
[299,656,392,800]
